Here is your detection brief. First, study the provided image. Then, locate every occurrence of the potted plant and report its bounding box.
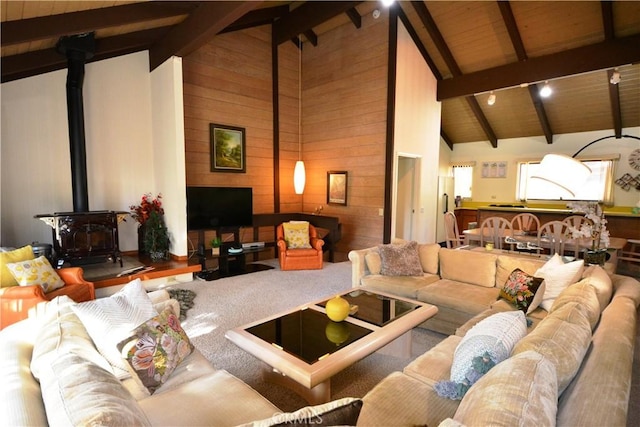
[210,236,222,256]
[130,193,164,255]
[143,210,170,262]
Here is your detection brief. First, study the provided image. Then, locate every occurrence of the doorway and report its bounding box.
[394,154,420,241]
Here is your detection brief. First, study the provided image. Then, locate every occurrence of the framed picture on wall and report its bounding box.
[210,123,246,173]
[327,171,348,206]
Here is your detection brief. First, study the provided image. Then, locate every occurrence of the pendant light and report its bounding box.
[294,37,306,195]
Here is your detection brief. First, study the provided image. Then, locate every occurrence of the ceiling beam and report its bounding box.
[411,0,497,147]
[2,27,171,83]
[220,4,290,34]
[440,130,454,150]
[149,1,259,71]
[601,1,622,138]
[498,1,553,144]
[304,30,318,47]
[438,33,640,100]
[1,2,198,46]
[346,8,362,29]
[273,1,362,45]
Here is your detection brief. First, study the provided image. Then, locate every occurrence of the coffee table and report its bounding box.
[225,289,438,404]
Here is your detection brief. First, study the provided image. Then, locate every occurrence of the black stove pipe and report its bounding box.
[56,33,95,213]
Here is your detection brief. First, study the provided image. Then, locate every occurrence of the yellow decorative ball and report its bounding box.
[325,321,350,345]
[325,295,350,322]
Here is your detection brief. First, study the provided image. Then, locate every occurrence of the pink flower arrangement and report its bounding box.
[130,193,164,225]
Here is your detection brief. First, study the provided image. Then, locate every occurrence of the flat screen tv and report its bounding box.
[186,187,253,230]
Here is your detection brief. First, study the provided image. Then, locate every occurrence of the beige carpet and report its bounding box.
[167,260,446,412]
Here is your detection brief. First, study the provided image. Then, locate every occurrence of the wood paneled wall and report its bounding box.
[182,11,391,261]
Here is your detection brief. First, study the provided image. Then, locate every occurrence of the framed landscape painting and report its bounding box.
[327,171,348,206]
[210,123,246,173]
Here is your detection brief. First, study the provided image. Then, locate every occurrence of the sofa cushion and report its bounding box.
[362,274,440,299]
[435,311,527,400]
[71,279,158,379]
[403,335,462,386]
[39,353,152,427]
[416,279,501,316]
[580,264,613,312]
[535,254,585,311]
[418,243,441,274]
[118,307,194,394]
[282,221,312,249]
[245,397,362,427]
[452,351,557,427]
[512,301,592,394]
[549,281,600,330]
[439,248,498,288]
[0,244,34,288]
[31,296,112,380]
[495,254,546,290]
[498,268,545,314]
[378,241,423,276]
[6,255,65,293]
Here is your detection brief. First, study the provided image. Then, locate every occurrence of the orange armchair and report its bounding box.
[276,224,325,271]
[0,267,95,330]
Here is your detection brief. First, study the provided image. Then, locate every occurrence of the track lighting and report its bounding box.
[539,81,552,98]
[487,92,496,106]
[610,69,621,85]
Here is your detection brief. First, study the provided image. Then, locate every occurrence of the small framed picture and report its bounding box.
[327,171,348,206]
[210,123,246,173]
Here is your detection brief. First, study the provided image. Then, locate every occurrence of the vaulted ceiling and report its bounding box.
[2,1,639,149]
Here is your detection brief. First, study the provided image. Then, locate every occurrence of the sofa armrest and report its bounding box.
[348,248,372,288]
[56,267,91,286]
[310,237,325,251]
[0,285,47,329]
[610,274,640,307]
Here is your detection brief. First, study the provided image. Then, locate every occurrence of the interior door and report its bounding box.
[436,176,455,244]
[395,156,417,241]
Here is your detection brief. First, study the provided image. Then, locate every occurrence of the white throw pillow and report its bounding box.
[536,254,585,311]
[71,279,157,379]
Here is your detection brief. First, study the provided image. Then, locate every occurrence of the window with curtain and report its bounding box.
[517,158,615,203]
[453,165,473,199]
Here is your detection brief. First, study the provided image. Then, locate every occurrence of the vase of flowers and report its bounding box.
[130,193,168,259]
[567,202,610,266]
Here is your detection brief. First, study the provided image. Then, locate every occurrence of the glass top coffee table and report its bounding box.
[225,289,438,404]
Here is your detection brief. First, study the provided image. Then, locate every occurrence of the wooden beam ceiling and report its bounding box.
[601,1,622,138]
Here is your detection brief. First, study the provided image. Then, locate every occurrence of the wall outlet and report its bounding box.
[378,208,384,216]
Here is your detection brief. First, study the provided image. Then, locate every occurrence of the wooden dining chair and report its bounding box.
[563,215,593,231]
[510,213,540,234]
[479,217,512,250]
[444,211,465,248]
[537,220,576,257]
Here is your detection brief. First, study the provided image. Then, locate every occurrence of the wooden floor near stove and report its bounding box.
[92,254,201,289]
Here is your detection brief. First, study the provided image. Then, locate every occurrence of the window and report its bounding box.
[517,159,615,203]
[453,165,473,199]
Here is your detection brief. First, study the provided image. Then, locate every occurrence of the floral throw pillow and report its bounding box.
[117,307,194,394]
[499,268,545,315]
[282,221,312,249]
[6,255,65,293]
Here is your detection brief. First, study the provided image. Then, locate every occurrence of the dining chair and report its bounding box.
[510,213,540,234]
[479,217,513,250]
[444,211,465,248]
[537,220,576,257]
[563,215,593,232]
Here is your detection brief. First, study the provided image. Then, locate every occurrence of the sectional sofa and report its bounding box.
[349,240,640,426]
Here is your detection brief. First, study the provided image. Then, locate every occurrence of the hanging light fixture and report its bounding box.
[487,91,496,106]
[539,81,552,98]
[293,37,306,195]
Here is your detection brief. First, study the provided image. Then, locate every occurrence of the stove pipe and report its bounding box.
[56,33,95,213]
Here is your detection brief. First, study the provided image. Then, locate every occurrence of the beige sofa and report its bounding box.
[349,241,640,426]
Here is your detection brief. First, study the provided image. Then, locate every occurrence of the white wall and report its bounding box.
[0,52,187,255]
[393,21,441,243]
[448,128,640,207]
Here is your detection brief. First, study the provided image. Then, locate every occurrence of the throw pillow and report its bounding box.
[535,254,585,311]
[499,268,545,314]
[71,279,158,379]
[434,311,527,400]
[39,353,151,427]
[378,241,423,277]
[282,221,312,249]
[6,255,65,293]
[117,307,194,394]
[0,244,34,288]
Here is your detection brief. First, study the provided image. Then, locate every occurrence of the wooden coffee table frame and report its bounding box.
[225,289,438,404]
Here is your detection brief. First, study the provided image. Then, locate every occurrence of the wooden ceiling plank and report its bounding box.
[498,1,553,144]
[1,2,198,46]
[607,69,623,138]
[466,96,498,147]
[438,33,640,100]
[1,27,169,83]
[346,7,362,29]
[219,4,290,34]
[273,1,362,45]
[149,1,259,71]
